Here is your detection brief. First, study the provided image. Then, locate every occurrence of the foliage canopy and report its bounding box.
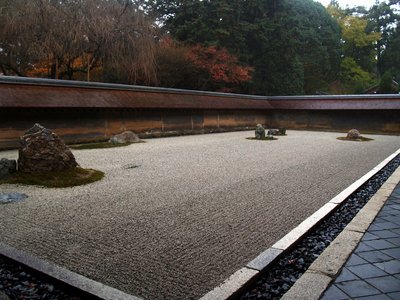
[0,0,399,95]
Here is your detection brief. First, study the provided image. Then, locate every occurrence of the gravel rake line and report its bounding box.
[239,154,400,300]
[1,131,399,299]
[2,155,398,300]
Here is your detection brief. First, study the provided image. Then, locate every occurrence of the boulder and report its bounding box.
[110,131,141,144]
[255,124,266,140]
[347,129,360,139]
[18,124,78,173]
[0,158,17,179]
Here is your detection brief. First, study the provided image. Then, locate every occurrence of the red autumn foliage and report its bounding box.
[155,37,252,92]
[186,45,252,84]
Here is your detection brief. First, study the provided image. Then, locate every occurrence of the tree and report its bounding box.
[378,71,397,93]
[0,0,158,85]
[379,26,400,82]
[155,38,200,89]
[291,0,341,94]
[0,0,45,76]
[155,37,252,92]
[152,0,249,60]
[327,3,381,93]
[367,0,400,62]
[186,44,252,92]
[340,57,376,91]
[153,0,341,95]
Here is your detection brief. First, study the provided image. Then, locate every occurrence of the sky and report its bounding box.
[316,0,378,8]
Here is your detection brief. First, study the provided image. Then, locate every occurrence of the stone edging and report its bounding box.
[200,148,400,300]
[0,243,142,300]
[280,162,400,300]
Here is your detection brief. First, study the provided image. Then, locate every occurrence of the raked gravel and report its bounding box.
[0,131,399,299]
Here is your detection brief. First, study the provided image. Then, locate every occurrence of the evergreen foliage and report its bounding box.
[379,71,397,93]
[1,0,399,95]
[379,26,400,83]
[153,0,341,95]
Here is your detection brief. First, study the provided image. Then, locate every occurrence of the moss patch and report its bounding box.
[246,137,278,141]
[0,167,104,188]
[337,137,374,142]
[69,141,143,150]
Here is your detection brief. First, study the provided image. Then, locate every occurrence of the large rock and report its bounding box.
[110,131,141,144]
[18,124,78,173]
[255,124,266,140]
[347,129,360,139]
[0,158,16,179]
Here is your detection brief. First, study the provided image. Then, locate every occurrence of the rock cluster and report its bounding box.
[110,131,141,144]
[347,129,360,139]
[255,124,266,140]
[18,124,78,173]
[0,158,16,179]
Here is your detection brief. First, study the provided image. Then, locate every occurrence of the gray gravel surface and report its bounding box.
[0,131,399,299]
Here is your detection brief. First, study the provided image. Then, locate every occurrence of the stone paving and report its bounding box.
[321,183,400,300]
[0,131,399,299]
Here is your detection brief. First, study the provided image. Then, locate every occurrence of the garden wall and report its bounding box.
[0,77,399,149]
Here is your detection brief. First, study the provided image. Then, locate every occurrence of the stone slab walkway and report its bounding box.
[0,131,399,299]
[321,183,400,300]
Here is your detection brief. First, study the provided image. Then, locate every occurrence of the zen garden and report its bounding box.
[0,1,399,300]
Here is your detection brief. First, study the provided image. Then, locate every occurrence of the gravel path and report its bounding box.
[0,131,399,299]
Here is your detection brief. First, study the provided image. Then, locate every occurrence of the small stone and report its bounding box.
[0,193,28,204]
[262,283,271,290]
[0,158,17,179]
[255,124,266,140]
[109,131,141,144]
[124,164,140,169]
[268,129,280,135]
[266,130,275,140]
[347,129,360,139]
